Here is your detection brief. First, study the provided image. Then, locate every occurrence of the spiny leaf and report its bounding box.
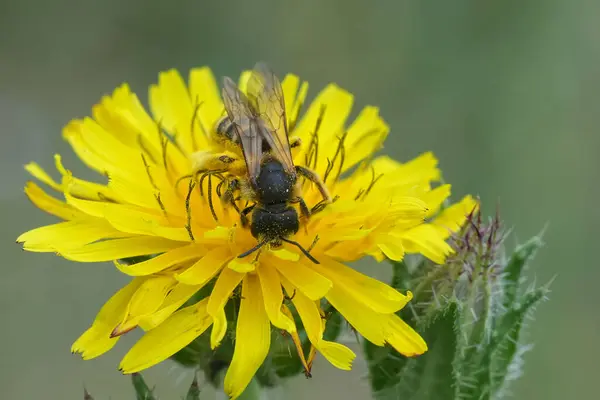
[372,302,459,400]
[131,373,156,400]
[501,236,543,312]
[490,286,548,394]
[185,375,201,400]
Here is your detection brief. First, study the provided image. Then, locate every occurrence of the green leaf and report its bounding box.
[490,286,548,393]
[185,375,201,400]
[501,236,543,312]
[390,260,412,293]
[131,373,156,400]
[371,302,459,400]
[271,331,309,379]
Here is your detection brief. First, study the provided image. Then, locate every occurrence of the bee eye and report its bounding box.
[219,155,235,164]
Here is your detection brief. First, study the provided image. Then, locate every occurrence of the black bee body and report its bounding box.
[250,159,299,244]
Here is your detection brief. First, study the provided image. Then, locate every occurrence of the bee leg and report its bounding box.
[295,165,332,204]
[207,174,218,222]
[311,195,340,215]
[240,204,256,228]
[221,178,243,214]
[291,197,311,220]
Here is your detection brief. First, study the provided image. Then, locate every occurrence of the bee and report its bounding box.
[219,62,331,264]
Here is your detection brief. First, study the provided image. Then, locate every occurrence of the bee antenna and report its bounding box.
[238,240,268,259]
[280,237,320,264]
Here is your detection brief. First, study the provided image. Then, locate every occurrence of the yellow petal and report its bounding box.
[63,118,144,180]
[114,243,203,276]
[176,246,231,284]
[385,314,428,357]
[113,276,176,336]
[317,341,356,371]
[120,299,212,373]
[256,263,296,332]
[18,220,129,252]
[325,284,387,346]
[432,195,479,238]
[273,258,332,301]
[139,283,202,330]
[188,67,223,149]
[224,275,270,399]
[24,181,83,221]
[227,258,256,273]
[401,225,454,264]
[286,281,355,370]
[150,69,196,154]
[422,184,451,217]
[340,106,389,174]
[64,195,190,242]
[207,267,244,348]
[59,237,184,262]
[378,237,405,262]
[72,278,144,359]
[210,307,228,350]
[24,162,62,191]
[313,259,410,314]
[293,84,354,173]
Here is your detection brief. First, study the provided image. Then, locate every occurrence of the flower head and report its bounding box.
[17,64,476,398]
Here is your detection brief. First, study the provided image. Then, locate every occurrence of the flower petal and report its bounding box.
[325,284,387,346]
[287,281,355,370]
[273,257,332,300]
[207,267,244,348]
[385,314,428,357]
[114,243,203,276]
[24,162,62,191]
[401,225,454,264]
[224,275,270,399]
[113,276,176,336]
[422,184,451,218]
[431,195,478,238]
[72,278,144,359]
[378,239,405,262]
[150,69,196,154]
[64,195,190,242]
[176,246,231,285]
[138,283,202,330]
[24,182,83,220]
[17,220,129,252]
[58,237,184,262]
[257,263,296,332]
[313,258,411,314]
[293,84,354,173]
[120,298,212,373]
[340,106,389,174]
[188,67,223,149]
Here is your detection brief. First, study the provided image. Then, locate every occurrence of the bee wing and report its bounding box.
[221,76,263,182]
[246,62,296,175]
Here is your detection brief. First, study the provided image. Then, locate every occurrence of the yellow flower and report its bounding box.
[17,65,476,399]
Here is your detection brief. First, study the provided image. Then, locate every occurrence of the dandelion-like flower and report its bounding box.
[17,64,476,398]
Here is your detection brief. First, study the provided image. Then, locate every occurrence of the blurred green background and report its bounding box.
[1,0,594,398]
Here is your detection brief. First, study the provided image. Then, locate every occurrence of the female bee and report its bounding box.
[219,62,331,264]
